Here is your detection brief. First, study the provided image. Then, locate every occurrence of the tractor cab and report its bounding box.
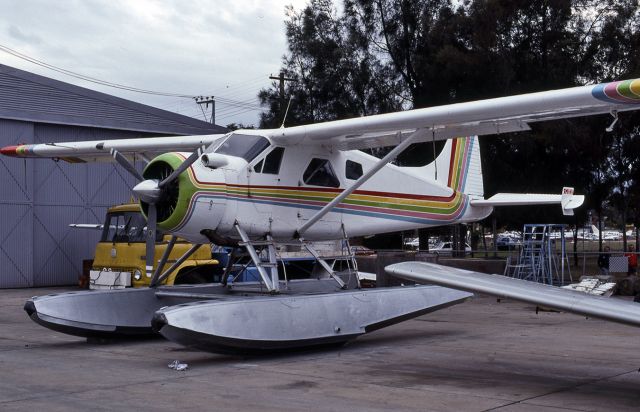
[90,203,221,289]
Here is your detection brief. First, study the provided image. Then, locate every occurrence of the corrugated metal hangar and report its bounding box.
[0,64,226,288]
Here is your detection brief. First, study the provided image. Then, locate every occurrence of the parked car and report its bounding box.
[495,235,521,251]
[431,241,472,256]
[350,245,376,256]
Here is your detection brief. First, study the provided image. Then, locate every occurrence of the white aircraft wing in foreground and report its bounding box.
[387,262,640,327]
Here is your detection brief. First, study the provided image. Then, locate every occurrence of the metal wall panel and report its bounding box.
[32,205,86,286]
[28,124,140,286]
[0,121,154,288]
[0,77,175,126]
[0,120,33,203]
[0,120,33,288]
[0,204,33,288]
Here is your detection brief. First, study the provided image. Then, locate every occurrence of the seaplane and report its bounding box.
[4,79,640,353]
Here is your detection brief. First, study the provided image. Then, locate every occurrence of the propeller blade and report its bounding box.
[110,149,144,181]
[158,146,204,188]
[145,203,158,279]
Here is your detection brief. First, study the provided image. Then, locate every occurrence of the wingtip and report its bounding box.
[0,145,20,157]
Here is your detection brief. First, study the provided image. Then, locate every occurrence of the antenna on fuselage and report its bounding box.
[280,96,293,129]
[269,72,297,129]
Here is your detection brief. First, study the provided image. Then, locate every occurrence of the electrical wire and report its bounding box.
[0,43,272,112]
[0,44,194,98]
[216,107,262,121]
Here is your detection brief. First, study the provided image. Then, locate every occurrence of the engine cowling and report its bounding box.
[139,153,198,232]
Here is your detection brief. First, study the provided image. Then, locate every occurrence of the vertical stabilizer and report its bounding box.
[422,136,484,197]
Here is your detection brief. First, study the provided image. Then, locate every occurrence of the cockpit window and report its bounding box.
[303,158,340,188]
[214,134,270,162]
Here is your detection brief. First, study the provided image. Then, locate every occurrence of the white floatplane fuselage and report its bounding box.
[158,133,492,244]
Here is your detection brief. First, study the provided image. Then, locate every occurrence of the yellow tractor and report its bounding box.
[85,203,220,289]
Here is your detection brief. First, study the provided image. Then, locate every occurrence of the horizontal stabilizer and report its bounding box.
[386,261,640,328]
[470,187,584,216]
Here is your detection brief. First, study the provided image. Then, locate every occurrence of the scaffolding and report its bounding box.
[504,224,572,285]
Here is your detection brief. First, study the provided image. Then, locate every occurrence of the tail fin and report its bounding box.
[422,136,484,197]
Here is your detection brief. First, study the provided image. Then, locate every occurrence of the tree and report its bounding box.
[258,0,640,247]
[259,0,402,129]
[583,0,640,249]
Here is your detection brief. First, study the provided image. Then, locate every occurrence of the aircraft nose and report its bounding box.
[133,179,162,204]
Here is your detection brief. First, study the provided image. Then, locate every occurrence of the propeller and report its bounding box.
[107,146,205,281]
[110,148,144,181]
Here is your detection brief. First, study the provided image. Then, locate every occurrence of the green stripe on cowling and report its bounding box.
[141,153,199,231]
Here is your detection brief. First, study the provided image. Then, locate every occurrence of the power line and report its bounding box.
[217,107,263,121]
[0,44,193,98]
[0,43,271,112]
[214,77,268,98]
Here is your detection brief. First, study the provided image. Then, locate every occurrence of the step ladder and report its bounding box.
[505,224,571,285]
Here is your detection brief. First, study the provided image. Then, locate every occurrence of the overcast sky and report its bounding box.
[0,0,309,127]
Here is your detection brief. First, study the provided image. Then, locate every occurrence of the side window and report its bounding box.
[345,160,363,180]
[253,147,285,174]
[262,147,285,174]
[303,158,340,188]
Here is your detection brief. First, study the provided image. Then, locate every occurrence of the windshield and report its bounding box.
[101,211,163,243]
[214,134,270,162]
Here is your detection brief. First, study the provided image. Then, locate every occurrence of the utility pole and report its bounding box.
[269,73,296,124]
[195,96,215,124]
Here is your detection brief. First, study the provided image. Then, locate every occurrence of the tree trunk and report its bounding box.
[492,216,497,258]
[482,224,488,258]
[418,228,429,251]
[598,215,603,252]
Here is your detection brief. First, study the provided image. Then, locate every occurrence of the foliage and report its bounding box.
[225,123,255,131]
[259,0,640,232]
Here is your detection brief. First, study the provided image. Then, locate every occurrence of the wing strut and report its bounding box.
[296,128,426,237]
[149,235,177,286]
[150,243,204,287]
[298,237,347,289]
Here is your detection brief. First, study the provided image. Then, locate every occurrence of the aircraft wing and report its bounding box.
[3,79,640,158]
[269,79,640,150]
[386,261,640,328]
[0,133,225,162]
